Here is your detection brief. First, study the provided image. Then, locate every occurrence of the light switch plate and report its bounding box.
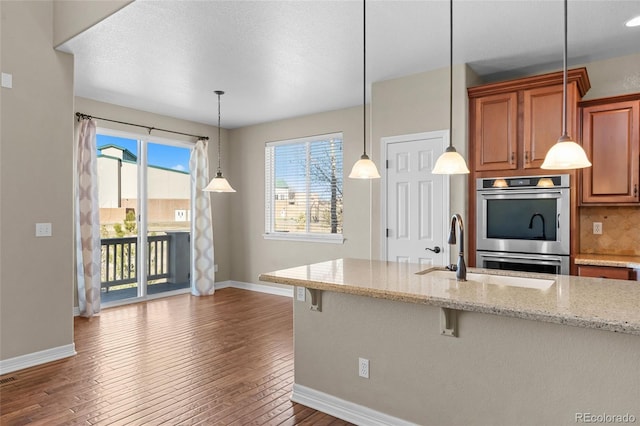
[35,222,52,237]
[296,286,306,302]
[1,73,13,89]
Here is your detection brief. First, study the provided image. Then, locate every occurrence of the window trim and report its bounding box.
[264,132,344,244]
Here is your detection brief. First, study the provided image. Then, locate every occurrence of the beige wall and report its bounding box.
[229,107,372,285]
[75,97,233,284]
[1,1,75,360]
[294,291,640,425]
[371,64,482,263]
[53,0,132,47]
[580,52,640,100]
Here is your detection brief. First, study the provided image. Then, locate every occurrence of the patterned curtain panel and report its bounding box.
[75,118,101,316]
[189,140,216,296]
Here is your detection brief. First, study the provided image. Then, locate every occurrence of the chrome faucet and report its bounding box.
[447,214,466,281]
[528,212,546,240]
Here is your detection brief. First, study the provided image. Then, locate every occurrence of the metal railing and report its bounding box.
[100,235,172,291]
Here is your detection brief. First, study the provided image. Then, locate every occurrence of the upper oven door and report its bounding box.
[476,187,570,255]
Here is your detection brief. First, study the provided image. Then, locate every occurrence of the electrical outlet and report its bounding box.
[358,357,369,379]
[296,286,306,302]
[593,222,603,235]
[35,222,52,237]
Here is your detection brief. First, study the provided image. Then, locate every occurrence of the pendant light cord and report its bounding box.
[362,0,367,156]
[449,0,453,149]
[561,0,568,138]
[216,90,223,174]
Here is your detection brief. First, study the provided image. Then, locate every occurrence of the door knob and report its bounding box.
[425,246,441,254]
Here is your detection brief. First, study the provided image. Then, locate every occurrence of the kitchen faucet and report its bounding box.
[447,214,466,281]
[528,212,546,240]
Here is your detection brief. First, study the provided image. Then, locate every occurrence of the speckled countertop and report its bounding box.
[259,258,640,336]
[575,253,640,269]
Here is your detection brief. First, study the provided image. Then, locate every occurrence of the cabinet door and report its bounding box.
[582,101,639,204]
[474,93,518,171]
[523,83,578,169]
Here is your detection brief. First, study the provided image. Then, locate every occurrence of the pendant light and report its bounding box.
[432,0,470,175]
[541,0,591,170]
[204,90,236,192]
[349,0,380,179]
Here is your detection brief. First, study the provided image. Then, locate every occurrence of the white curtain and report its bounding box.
[75,118,101,316]
[190,139,216,295]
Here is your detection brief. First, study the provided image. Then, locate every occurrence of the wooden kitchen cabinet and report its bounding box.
[473,92,518,171]
[467,68,590,270]
[523,84,577,169]
[580,96,640,204]
[578,265,635,280]
[469,68,590,174]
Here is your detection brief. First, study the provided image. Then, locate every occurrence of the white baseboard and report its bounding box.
[291,383,417,426]
[0,343,76,375]
[73,280,293,316]
[219,280,294,298]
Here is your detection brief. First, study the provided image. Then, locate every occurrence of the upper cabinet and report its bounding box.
[580,95,640,204]
[469,68,591,175]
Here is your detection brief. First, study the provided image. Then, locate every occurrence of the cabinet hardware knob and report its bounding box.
[634,184,638,197]
[510,152,514,163]
[525,151,529,162]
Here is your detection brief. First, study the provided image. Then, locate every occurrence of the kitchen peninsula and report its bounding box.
[260,258,640,426]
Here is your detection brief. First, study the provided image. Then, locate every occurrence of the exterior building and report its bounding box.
[97,144,191,229]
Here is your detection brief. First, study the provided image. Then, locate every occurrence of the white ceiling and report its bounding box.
[58,0,640,129]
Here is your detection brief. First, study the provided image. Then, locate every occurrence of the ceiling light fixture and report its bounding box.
[349,0,380,179]
[204,90,236,192]
[432,0,470,175]
[625,15,640,27]
[541,0,591,170]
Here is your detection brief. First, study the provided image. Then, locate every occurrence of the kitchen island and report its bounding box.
[259,258,640,426]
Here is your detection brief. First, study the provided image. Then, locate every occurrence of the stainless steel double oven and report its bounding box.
[476,175,570,275]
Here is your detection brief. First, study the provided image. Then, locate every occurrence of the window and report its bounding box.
[265,133,344,243]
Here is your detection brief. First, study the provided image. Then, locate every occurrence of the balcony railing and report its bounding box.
[100,232,189,292]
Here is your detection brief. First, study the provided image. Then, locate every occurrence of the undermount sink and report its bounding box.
[423,269,555,290]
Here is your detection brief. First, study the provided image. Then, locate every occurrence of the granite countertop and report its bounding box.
[259,258,640,336]
[575,253,640,269]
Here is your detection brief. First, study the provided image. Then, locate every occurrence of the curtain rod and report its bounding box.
[75,112,209,141]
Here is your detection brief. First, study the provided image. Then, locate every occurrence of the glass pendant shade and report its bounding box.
[431,0,470,175]
[204,171,236,192]
[541,136,592,170]
[492,178,508,188]
[432,146,470,175]
[204,90,236,193]
[536,177,555,187]
[349,154,381,179]
[348,0,380,180]
[541,0,591,171]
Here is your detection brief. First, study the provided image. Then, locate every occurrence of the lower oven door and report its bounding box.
[476,251,569,275]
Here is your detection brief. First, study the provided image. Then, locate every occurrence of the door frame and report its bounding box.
[95,127,194,307]
[379,130,451,264]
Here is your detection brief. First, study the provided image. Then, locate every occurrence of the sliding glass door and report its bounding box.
[96,130,192,306]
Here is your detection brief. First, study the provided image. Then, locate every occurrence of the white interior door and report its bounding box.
[384,131,449,268]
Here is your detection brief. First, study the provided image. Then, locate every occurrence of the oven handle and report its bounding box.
[478,189,565,199]
[478,252,564,266]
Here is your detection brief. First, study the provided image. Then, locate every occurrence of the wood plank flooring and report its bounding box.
[0,288,352,425]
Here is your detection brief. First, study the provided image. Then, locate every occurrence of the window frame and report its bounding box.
[264,132,345,244]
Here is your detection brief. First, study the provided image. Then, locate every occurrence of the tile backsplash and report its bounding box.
[580,206,640,255]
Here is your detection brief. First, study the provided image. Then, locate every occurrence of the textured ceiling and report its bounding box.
[58,0,640,129]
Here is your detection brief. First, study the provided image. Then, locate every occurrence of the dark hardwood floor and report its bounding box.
[0,288,352,425]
